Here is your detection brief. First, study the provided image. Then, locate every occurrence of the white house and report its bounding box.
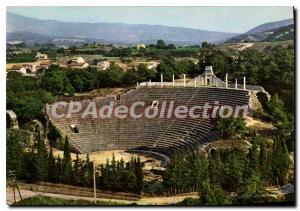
[36,52,48,60]
[136,44,146,49]
[97,61,110,70]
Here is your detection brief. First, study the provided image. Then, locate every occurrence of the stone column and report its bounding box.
[243,76,246,90]
[225,73,228,89]
[194,78,197,87]
[44,108,49,145]
[235,78,237,89]
[172,74,175,86]
[183,74,186,87]
[149,79,152,87]
[161,74,163,87]
[205,74,207,86]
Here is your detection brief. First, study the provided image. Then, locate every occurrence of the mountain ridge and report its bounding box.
[6,12,238,45]
[245,18,293,34]
[225,18,294,43]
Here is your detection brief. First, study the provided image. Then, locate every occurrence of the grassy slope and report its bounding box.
[218,40,293,53]
[13,196,134,206]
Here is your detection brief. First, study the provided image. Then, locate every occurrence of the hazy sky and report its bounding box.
[7,6,293,33]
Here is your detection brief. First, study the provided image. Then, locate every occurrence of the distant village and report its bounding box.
[6,43,160,76]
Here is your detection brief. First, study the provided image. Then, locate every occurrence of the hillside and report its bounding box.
[7,12,237,45]
[264,24,294,42]
[218,40,294,52]
[246,18,293,34]
[225,19,294,43]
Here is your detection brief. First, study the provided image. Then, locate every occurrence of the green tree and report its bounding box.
[35,132,49,181]
[221,149,247,191]
[110,154,117,190]
[156,40,166,49]
[7,72,55,122]
[56,155,63,183]
[266,94,288,123]
[84,154,93,187]
[208,150,223,185]
[67,69,97,93]
[199,178,231,205]
[106,63,125,86]
[6,130,23,178]
[48,148,56,182]
[62,137,72,184]
[216,116,246,139]
[191,152,209,190]
[41,65,74,95]
[7,52,37,63]
[247,141,259,174]
[166,43,176,50]
[137,63,156,81]
[122,68,141,85]
[176,59,197,77]
[201,41,210,49]
[156,57,178,81]
[72,153,83,186]
[258,139,272,185]
[127,170,137,193]
[118,158,128,191]
[272,137,290,185]
[22,148,37,183]
[197,50,228,77]
[135,157,144,195]
[239,172,263,201]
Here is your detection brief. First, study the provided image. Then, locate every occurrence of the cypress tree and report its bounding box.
[272,137,290,185]
[103,158,110,189]
[193,152,209,190]
[222,149,245,191]
[118,158,128,191]
[6,130,22,178]
[62,137,72,184]
[135,156,144,195]
[259,141,272,185]
[48,147,56,182]
[98,164,105,188]
[110,154,117,190]
[163,154,178,190]
[208,151,222,186]
[36,135,48,181]
[84,154,93,187]
[115,160,123,191]
[239,172,263,200]
[56,155,63,183]
[200,178,231,205]
[128,168,137,193]
[72,153,81,186]
[266,94,287,123]
[22,148,37,183]
[247,142,259,174]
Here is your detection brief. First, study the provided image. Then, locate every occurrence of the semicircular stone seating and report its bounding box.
[46,87,250,158]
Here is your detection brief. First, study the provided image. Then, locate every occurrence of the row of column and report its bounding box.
[224,73,246,90]
[145,73,247,90]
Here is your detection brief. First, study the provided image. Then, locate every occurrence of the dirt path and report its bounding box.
[52,149,162,170]
[245,116,273,129]
[245,116,274,138]
[138,194,198,205]
[6,188,197,205]
[6,188,37,205]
